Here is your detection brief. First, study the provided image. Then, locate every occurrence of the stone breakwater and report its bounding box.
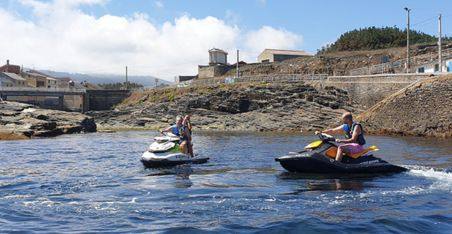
[88,83,357,132]
[0,101,96,140]
[358,75,452,138]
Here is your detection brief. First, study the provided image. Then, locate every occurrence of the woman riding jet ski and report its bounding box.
[275,112,407,174]
[141,116,209,168]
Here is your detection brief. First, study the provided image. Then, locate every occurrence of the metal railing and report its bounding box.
[177,74,328,87]
[348,48,452,75]
[0,86,86,93]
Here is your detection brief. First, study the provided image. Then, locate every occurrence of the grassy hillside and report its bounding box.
[318,27,442,53]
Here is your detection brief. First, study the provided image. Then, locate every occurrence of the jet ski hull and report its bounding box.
[275,152,407,174]
[141,157,209,168]
[141,151,209,168]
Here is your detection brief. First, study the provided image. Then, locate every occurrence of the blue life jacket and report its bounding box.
[342,122,366,145]
[170,124,180,136]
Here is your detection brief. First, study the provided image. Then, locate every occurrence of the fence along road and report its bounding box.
[178,74,328,87]
[349,47,452,76]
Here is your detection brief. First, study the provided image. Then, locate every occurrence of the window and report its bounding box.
[417,67,425,73]
[434,64,439,72]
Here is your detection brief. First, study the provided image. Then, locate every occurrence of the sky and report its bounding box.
[0,0,451,81]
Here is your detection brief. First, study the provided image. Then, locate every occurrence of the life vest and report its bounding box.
[343,122,366,145]
[170,124,180,136]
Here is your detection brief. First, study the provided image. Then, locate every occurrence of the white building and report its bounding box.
[416,59,452,74]
[0,72,27,87]
[209,48,228,65]
[258,49,312,63]
[46,77,59,89]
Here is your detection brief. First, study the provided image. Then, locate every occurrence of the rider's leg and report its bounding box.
[179,141,188,154]
[188,141,194,157]
[336,143,364,161]
[336,145,344,161]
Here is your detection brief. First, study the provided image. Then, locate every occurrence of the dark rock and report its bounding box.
[0,101,97,140]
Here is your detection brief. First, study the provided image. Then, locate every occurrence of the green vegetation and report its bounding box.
[318,27,448,53]
[98,82,144,90]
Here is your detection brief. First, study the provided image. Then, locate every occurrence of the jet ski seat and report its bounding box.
[325,145,379,159]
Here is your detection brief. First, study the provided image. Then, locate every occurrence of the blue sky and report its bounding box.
[1,0,451,79]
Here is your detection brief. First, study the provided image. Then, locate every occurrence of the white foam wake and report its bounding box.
[407,166,452,181]
[406,166,452,192]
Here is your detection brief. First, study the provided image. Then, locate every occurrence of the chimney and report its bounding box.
[6,60,9,66]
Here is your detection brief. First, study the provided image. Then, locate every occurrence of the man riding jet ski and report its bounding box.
[275,112,407,174]
[141,116,209,168]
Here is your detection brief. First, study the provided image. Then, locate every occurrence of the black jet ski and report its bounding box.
[275,133,407,174]
[141,133,209,168]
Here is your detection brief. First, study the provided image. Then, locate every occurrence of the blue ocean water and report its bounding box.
[0,131,451,233]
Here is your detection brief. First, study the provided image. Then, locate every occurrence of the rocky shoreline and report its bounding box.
[0,101,97,140]
[88,83,357,132]
[2,75,450,140]
[359,75,452,138]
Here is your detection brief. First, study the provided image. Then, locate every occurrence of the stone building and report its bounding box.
[175,75,197,83]
[198,65,230,79]
[22,71,47,88]
[196,48,232,79]
[0,60,21,74]
[258,49,312,63]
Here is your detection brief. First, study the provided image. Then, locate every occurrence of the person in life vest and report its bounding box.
[181,115,194,157]
[160,116,183,136]
[316,112,366,161]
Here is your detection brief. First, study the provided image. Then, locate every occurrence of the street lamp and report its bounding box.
[404,7,411,73]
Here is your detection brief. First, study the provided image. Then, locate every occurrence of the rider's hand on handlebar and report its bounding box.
[335,139,342,143]
[315,131,321,135]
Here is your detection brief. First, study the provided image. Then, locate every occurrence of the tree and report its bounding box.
[318,27,441,53]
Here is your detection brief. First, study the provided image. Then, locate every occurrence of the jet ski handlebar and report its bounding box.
[318,133,335,142]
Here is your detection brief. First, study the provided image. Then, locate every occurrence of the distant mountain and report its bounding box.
[38,70,172,87]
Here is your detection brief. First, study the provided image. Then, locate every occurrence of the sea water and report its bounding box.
[0,131,451,233]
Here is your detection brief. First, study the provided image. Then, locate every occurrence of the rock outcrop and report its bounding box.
[89,83,356,132]
[0,101,97,140]
[358,75,452,137]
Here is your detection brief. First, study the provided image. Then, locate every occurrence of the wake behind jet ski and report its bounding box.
[141,116,209,168]
[276,112,406,174]
[275,133,407,174]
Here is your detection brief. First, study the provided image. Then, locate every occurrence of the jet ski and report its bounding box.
[141,133,209,168]
[275,133,407,174]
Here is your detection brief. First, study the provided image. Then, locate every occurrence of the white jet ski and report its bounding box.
[141,133,209,168]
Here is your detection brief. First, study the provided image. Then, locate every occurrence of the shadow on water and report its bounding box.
[277,172,396,193]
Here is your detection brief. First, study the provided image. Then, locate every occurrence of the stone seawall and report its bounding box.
[316,74,436,108]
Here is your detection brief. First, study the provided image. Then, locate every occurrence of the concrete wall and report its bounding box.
[198,65,231,79]
[319,74,435,109]
[85,90,131,111]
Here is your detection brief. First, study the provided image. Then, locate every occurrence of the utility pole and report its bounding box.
[125,66,128,90]
[236,49,240,79]
[404,7,411,73]
[439,14,443,73]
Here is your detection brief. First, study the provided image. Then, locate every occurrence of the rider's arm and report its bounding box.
[339,125,361,143]
[321,125,344,135]
[161,126,172,133]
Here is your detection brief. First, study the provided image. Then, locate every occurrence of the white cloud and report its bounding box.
[244,26,302,61]
[0,0,303,80]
